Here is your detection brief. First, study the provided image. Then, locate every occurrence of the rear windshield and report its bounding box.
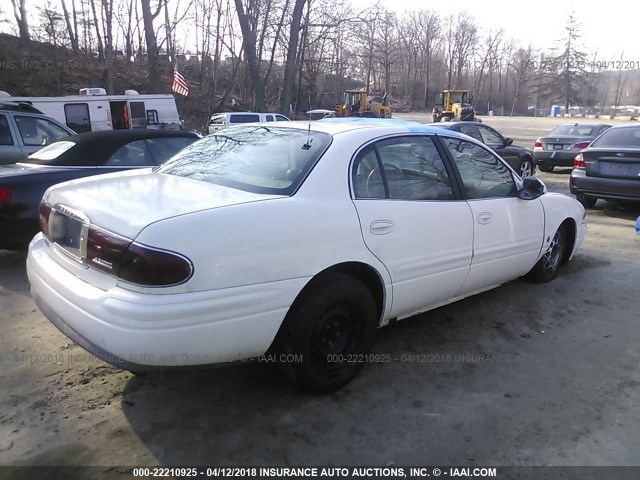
[550,125,597,136]
[157,126,332,195]
[590,127,640,148]
[25,140,76,162]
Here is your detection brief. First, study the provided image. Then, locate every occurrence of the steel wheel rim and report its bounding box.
[309,302,361,378]
[520,161,533,178]
[542,231,562,277]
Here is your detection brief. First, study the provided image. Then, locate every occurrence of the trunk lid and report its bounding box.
[42,169,284,239]
[582,148,640,179]
[537,135,591,151]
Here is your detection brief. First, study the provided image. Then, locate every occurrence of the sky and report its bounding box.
[2,0,639,62]
[366,0,640,61]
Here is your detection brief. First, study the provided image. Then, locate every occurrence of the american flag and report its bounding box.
[172,66,189,97]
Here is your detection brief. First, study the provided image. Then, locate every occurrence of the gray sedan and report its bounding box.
[533,123,610,172]
[570,124,640,208]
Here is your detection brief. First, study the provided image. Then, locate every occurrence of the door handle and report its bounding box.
[370,220,394,235]
[477,212,493,225]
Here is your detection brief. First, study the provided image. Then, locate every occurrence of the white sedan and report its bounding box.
[27,119,587,392]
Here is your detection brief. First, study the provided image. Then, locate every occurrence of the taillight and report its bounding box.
[0,187,11,202]
[39,201,52,237]
[574,141,590,149]
[573,153,585,169]
[119,243,193,286]
[86,227,131,275]
[534,140,542,148]
[86,226,192,286]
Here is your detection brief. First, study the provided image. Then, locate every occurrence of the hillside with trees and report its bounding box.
[1,0,639,129]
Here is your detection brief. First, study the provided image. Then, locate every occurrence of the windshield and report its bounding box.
[157,126,332,195]
[590,126,640,148]
[24,140,76,162]
[550,125,597,136]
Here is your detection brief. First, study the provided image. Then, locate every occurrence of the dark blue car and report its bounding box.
[0,129,199,249]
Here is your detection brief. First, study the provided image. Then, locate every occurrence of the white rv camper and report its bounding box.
[2,88,181,133]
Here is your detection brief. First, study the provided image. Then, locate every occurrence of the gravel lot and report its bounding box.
[1,115,639,472]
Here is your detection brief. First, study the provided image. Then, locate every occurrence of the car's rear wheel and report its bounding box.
[576,194,597,208]
[523,225,566,283]
[279,273,377,393]
[538,164,554,173]
[519,158,534,178]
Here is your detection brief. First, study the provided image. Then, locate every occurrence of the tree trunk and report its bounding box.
[11,0,30,41]
[60,0,79,54]
[140,0,162,92]
[234,0,266,111]
[279,0,307,115]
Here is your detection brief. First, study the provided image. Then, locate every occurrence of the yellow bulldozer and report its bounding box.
[432,89,478,122]
[335,89,392,118]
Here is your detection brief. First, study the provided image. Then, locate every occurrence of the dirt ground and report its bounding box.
[1,115,639,473]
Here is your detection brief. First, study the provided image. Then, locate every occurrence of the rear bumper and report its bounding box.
[533,150,577,166]
[570,169,640,202]
[27,234,306,370]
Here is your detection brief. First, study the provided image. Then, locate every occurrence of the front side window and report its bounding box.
[157,126,332,195]
[14,116,70,146]
[352,136,454,201]
[276,115,289,122]
[443,137,516,199]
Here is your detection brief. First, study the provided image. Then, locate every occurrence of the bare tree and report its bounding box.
[10,0,30,40]
[279,0,307,114]
[234,0,267,110]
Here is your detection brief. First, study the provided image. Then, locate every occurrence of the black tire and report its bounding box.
[279,273,378,393]
[576,194,597,208]
[523,225,566,283]
[519,158,535,178]
[538,164,554,173]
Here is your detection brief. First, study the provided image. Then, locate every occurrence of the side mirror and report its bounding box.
[517,178,545,200]
[504,137,513,146]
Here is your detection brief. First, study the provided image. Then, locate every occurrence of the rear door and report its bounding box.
[440,136,544,293]
[351,134,473,319]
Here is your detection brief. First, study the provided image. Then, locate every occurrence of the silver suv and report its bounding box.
[0,102,75,165]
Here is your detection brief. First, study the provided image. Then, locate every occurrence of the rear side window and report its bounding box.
[229,114,260,123]
[590,127,640,148]
[352,136,454,201]
[158,126,332,195]
[14,116,71,146]
[26,140,76,161]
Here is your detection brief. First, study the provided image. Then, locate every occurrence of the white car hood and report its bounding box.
[43,169,283,239]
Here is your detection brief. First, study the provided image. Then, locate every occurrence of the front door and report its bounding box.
[351,135,474,319]
[440,136,544,294]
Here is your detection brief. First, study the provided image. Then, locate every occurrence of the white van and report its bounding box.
[208,112,290,134]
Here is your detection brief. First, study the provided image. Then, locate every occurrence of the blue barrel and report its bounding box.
[551,105,560,117]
